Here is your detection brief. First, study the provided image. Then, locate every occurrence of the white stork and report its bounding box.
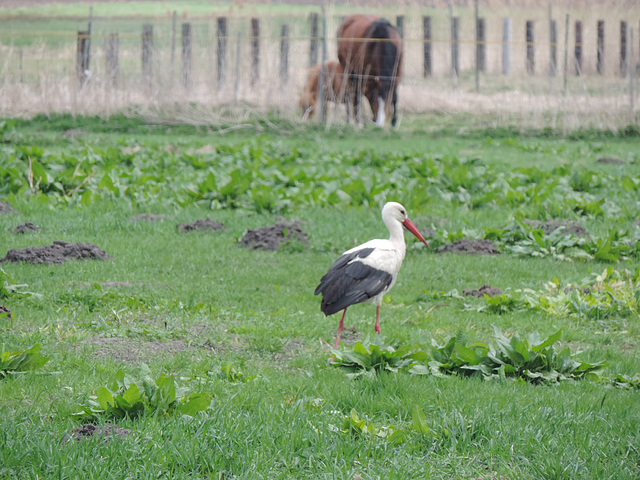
[315,202,429,348]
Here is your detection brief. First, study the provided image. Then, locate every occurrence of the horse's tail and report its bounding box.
[366,19,398,101]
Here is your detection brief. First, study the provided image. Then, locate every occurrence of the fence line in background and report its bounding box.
[65,15,638,87]
[2,9,639,120]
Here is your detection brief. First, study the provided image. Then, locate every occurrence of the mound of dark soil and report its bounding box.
[463,284,503,298]
[177,218,225,233]
[525,219,589,237]
[12,222,40,234]
[597,157,624,164]
[131,213,168,222]
[0,305,11,320]
[62,424,131,444]
[0,201,15,215]
[1,241,111,265]
[239,218,308,251]
[438,239,500,255]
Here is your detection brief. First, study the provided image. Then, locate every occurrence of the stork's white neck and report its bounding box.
[384,214,406,249]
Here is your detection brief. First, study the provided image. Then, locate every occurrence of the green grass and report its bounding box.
[0,114,639,479]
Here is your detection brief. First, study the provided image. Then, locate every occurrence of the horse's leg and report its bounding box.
[354,75,363,126]
[391,86,398,128]
[364,81,378,124]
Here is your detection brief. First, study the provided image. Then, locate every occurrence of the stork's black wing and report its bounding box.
[315,248,393,316]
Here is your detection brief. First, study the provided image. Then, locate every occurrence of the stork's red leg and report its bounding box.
[334,309,347,349]
[374,305,381,334]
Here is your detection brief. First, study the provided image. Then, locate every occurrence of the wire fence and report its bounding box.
[1,2,639,130]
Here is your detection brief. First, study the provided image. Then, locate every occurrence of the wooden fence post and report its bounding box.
[451,16,459,81]
[621,21,628,76]
[550,19,557,76]
[86,7,93,74]
[597,20,605,74]
[476,18,486,73]
[563,14,569,95]
[106,33,119,88]
[503,18,511,75]
[396,16,404,38]
[170,11,176,85]
[280,24,289,87]
[250,18,260,86]
[474,0,482,92]
[142,24,153,89]
[630,28,635,112]
[423,16,432,77]
[76,30,90,86]
[217,17,227,85]
[319,10,327,123]
[309,12,318,67]
[574,20,582,75]
[182,22,192,89]
[526,20,535,74]
[235,31,241,102]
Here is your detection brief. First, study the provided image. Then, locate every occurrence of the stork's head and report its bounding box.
[382,202,430,247]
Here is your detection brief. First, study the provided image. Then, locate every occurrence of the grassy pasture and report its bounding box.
[0,114,639,478]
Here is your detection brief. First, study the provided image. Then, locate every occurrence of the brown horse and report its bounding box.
[337,14,402,127]
[299,60,348,121]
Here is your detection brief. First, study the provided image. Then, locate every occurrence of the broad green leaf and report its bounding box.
[387,429,407,446]
[96,387,115,410]
[453,343,479,365]
[178,392,212,416]
[411,405,431,434]
[155,374,176,406]
[121,383,142,406]
[531,330,562,352]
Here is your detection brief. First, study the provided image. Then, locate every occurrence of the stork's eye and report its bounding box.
[400,209,405,215]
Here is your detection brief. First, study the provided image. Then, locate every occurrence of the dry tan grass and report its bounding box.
[0,1,638,130]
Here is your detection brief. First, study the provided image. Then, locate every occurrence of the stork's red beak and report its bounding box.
[402,218,430,247]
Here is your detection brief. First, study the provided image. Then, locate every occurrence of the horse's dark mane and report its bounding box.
[365,19,398,100]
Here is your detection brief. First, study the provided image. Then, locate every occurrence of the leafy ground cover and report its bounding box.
[0,115,639,479]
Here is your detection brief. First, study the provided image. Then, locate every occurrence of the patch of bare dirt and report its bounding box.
[463,285,503,298]
[177,218,225,233]
[597,157,625,164]
[62,424,131,444]
[525,219,589,237]
[437,239,500,255]
[61,129,85,138]
[131,213,168,222]
[1,241,111,264]
[12,222,40,234]
[239,218,308,251]
[82,337,193,364]
[0,201,15,215]
[274,338,304,363]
